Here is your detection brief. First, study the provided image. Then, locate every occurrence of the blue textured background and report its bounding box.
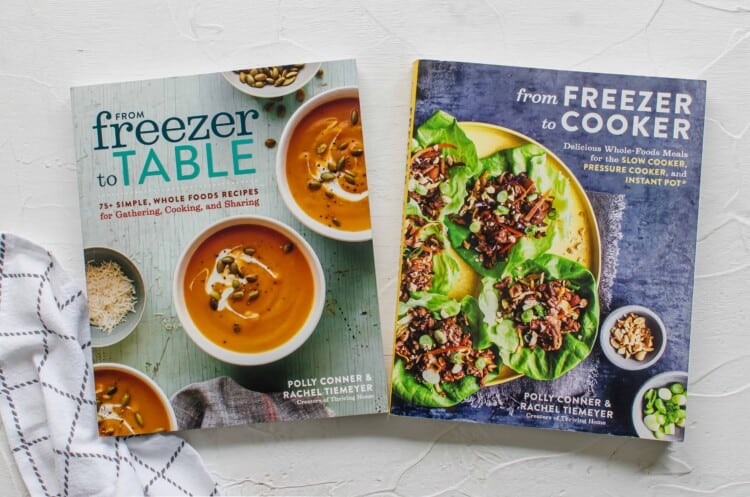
[392,60,706,437]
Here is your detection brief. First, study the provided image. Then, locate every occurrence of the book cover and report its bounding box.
[390,60,705,441]
[71,59,388,436]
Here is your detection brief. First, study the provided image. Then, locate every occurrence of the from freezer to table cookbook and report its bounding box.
[390,60,705,441]
[71,59,388,436]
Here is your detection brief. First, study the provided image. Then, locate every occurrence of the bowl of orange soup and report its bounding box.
[173,216,326,365]
[277,86,372,242]
[94,363,178,436]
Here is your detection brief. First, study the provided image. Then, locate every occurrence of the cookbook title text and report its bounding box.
[89,109,260,188]
[516,85,694,140]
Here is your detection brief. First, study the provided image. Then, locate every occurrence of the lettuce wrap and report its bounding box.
[392,293,502,407]
[445,143,570,279]
[407,110,481,220]
[478,254,599,380]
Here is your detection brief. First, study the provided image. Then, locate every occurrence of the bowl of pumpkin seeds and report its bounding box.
[222,62,321,98]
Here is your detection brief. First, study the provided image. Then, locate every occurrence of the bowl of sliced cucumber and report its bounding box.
[632,371,688,441]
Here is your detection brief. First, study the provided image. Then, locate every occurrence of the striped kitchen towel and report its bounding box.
[0,233,221,497]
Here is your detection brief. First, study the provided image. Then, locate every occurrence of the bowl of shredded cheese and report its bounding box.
[84,247,146,348]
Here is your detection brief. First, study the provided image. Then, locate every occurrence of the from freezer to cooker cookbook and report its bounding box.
[390,60,705,441]
[70,59,387,436]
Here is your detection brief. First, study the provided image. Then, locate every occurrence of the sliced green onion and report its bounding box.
[421,369,440,385]
[521,308,536,324]
[670,383,685,395]
[418,334,434,349]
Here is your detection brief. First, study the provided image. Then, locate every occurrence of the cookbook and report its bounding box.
[390,60,705,441]
[71,59,388,436]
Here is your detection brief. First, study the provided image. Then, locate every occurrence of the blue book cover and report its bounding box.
[390,60,706,441]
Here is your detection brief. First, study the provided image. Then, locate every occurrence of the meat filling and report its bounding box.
[400,217,442,301]
[494,273,588,352]
[395,306,496,389]
[452,171,555,268]
[408,144,459,220]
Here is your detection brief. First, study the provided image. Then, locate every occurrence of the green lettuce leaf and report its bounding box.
[414,110,480,175]
[478,254,599,380]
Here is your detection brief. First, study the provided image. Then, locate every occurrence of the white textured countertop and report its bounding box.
[1,1,748,495]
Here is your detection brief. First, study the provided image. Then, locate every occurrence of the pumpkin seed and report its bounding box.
[307,180,322,190]
[231,291,244,300]
[338,142,349,150]
[135,412,144,427]
[106,385,118,396]
[243,247,256,256]
[350,109,359,125]
[120,392,131,407]
[327,161,338,172]
[247,290,260,301]
[282,242,294,253]
[332,218,341,227]
[316,143,327,154]
[320,172,336,182]
[216,260,226,273]
[221,256,234,264]
[210,290,221,301]
[230,262,239,274]
[209,297,219,310]
[246,273,258,282]
[232,279,241,289]
[351,148,364,157]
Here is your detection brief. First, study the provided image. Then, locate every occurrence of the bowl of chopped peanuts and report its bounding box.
[599,305,666,371]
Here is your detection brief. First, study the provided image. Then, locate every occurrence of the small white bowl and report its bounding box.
[599,305,666,371]
[84,247,146,348]
[221,62,321,98]
[94,362,178,433]
[173,216,325,366]
[632,370,688,441]
[276,86,372,242]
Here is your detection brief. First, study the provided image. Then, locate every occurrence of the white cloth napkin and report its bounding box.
[0,233,221,497]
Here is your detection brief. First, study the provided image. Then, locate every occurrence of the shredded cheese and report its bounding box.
[85,260,137,333]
